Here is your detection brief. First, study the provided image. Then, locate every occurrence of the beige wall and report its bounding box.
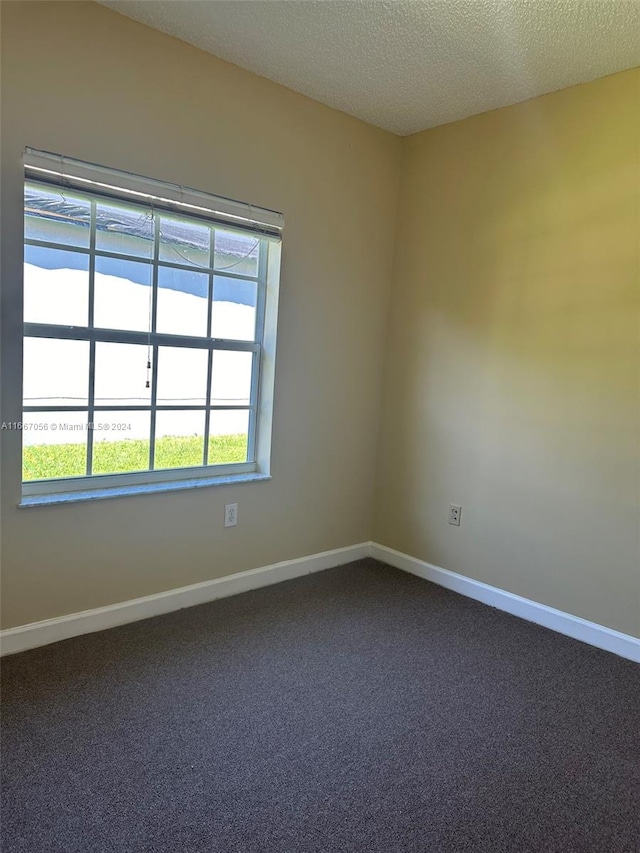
[1,3,638,640]
[374,68,640,637]
[0,2,401,627]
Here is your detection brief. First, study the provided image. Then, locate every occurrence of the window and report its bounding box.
[22,149,282,499]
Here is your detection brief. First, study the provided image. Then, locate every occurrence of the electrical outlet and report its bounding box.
[449,504,462,526]
[224,503,238,528]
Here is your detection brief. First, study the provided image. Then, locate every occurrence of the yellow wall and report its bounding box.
[374,68,640,636]
[0,2,401,627]
[1,3,638,640]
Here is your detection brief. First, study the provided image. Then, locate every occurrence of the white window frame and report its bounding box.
[22,150,283,500]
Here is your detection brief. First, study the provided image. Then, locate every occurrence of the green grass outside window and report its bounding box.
[23,434,247,481]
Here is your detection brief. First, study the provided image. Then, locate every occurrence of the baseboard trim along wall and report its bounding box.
[0,543,370,656]
[2,541,639,662]
[370,543,640,664]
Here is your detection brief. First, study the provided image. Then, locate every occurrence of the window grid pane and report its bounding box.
[154,410,206,471]
[22,411,89,482]
[208,410,250,466]
[23,180,266,485]
[92,411,152,476]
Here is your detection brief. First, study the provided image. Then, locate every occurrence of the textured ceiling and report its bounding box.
[99,0,640,135]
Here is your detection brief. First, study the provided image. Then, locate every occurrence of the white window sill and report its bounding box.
[19,472,271,508]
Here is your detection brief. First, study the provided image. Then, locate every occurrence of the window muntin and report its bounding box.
[22,177,276,495]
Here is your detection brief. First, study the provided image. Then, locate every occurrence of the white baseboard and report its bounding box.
[370,543,640,664]
[3,541,638,663]
[0,543,370,656]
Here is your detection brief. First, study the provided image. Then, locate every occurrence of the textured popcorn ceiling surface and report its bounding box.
[99,0,640,135]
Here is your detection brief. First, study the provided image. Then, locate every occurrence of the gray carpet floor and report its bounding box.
[1,558,639,853]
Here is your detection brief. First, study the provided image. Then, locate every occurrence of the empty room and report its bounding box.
[1,1,639,851]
